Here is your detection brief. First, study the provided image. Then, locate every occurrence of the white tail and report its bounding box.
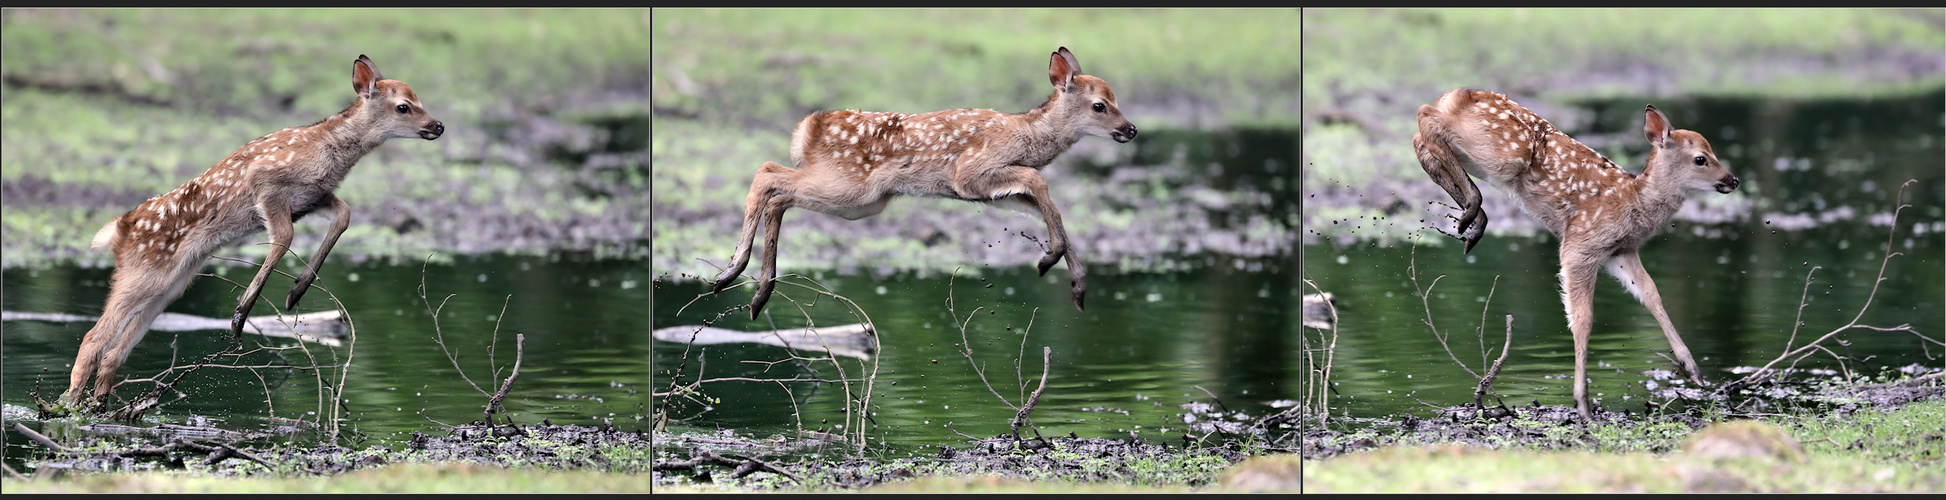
[710,47,1137,319]
[62,55,443,407]
[1413,88,1740,422]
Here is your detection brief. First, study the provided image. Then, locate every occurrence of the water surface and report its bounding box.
[3,254,652,470]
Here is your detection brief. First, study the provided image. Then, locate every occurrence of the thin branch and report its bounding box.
[1010,347,1052,439]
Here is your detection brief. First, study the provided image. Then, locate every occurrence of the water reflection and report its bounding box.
[652,262,1306,452]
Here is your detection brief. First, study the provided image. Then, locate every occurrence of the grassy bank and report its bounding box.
[1298,398,1945,493]
[1304,9,1944,104]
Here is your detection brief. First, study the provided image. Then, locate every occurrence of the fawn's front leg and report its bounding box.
[971,166,1086,311]
[1607,250,1707,386]
[285,193,349,310]
[232,194,295,336]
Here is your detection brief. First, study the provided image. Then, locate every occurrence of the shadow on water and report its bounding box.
[1303,91,1945,421]
[652,128,1308,453]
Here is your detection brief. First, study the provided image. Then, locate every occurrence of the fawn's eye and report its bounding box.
[396,104,411,114]
[1092,102,1105,113]
[1693,156,1707,166]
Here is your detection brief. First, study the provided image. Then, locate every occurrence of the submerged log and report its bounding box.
[3,310,346,347]
[652,323,876,360]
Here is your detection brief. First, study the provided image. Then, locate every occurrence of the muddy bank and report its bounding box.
[649,367,1942,491]
[16,421,650,479]
[1301,367,1945,460]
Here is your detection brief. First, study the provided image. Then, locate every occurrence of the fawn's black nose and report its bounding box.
[1114,123,1137,143]
[1716,174,1739,194]
[422,120,445,140]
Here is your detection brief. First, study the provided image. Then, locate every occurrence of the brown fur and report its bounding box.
[1412,88,1740,422]
[63,55,444,407]
[711,47,1138,319]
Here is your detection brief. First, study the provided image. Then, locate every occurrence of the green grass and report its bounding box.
[1297,399,1946,493]
[1302,9,1946,103]
[653,9,1302,131]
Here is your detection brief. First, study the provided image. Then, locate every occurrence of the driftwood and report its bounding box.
[651,448,800,483]
[1301,292,1337,330]
[3,309,347,346]
[652,323,876,360]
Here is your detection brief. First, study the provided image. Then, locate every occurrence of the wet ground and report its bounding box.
[647,365,1942,491]
[17,421,650,479]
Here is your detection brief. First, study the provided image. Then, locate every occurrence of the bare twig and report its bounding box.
[1474,315,1514,408]
[1011,347,1052,439]
[1723,180,1937,392]
[668,271,881,454]
[420,258,489,399]
[1411,241,1483,380]
[1299,278,1340,424]
[12,422,73,453]
[484,334,526,425]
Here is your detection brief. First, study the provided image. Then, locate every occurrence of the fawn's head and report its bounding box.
[352,55,444,141]
[1047,47,1136,143]
[1644,104,1737,194]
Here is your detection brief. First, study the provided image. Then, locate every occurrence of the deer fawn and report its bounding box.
[1413,88,1739,422]
[61,55,443,407]
[710,47,1136,319]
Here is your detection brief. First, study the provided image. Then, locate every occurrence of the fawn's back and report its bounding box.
[783,70,1132,204]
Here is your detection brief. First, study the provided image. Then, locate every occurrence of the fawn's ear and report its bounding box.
[1643,104,1674,149]
[1048,47,1081,92]
[353,55,384,99]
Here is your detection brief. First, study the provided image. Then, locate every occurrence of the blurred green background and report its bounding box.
[1301,8,1945,242]
[650,8,1302,281]
[2,9,652,269]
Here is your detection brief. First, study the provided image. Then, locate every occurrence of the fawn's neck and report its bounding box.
[1016,93,1085,163]
[1631,159,1690,219]
[306,98,391,179]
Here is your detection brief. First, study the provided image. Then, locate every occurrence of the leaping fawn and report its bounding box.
[711,47,1137,319]
[62,55,443,408]
[1413,88,1739,422]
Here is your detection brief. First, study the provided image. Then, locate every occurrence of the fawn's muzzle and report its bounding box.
[421,120,445,140]
[1113,123,1137,143]
[1716,174,1740,194]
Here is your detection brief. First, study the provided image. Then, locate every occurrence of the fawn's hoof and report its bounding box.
[1456,208,1486,254]
[748,296,769,320]
[748,280,775,320]
[285,284,311,310]
[711,270,740,293]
